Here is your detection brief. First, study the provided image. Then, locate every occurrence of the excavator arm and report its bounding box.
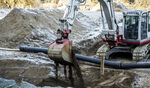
[99,0,117,30]
[58,0,117,39]
[57,0,119,47]
[99,0,120,46]
[57,0,85,40]
[48,0,118,64]
[60,0,81,30]
[48,0,85,64]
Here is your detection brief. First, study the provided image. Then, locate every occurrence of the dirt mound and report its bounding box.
[0,8,85,48]
[0,8,57,48]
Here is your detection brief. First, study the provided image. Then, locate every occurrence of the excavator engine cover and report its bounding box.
[48,40,72,64]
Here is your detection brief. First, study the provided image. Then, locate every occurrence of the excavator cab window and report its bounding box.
[148,12,150,32]
[141,13,148,39]
[124,16,139,40]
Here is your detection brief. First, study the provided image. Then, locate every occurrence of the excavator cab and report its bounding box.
[123,10,150,45]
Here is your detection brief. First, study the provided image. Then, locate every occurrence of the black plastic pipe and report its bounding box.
[75,54,150,69]
[19,46,48,54]
[19,46,150,69]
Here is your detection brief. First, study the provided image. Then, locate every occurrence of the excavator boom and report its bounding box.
[48,0,118,64]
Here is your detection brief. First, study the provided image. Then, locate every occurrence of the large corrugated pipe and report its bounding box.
[19,46,150,69]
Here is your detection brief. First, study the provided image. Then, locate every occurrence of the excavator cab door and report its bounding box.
[124,16,139,40]
[147,12,150,38]
[140,12,148,40]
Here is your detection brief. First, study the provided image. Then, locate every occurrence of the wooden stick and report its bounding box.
[100,55,105,76]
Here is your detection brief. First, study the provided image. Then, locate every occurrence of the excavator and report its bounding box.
[97,7,150,60]
[48,0,150,63]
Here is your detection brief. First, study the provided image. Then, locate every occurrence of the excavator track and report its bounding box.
[96,43,150,60]
[133,43,150,61]
[96,44,110,59]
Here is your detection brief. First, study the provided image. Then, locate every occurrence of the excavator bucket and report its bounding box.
[48,40,73,64]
